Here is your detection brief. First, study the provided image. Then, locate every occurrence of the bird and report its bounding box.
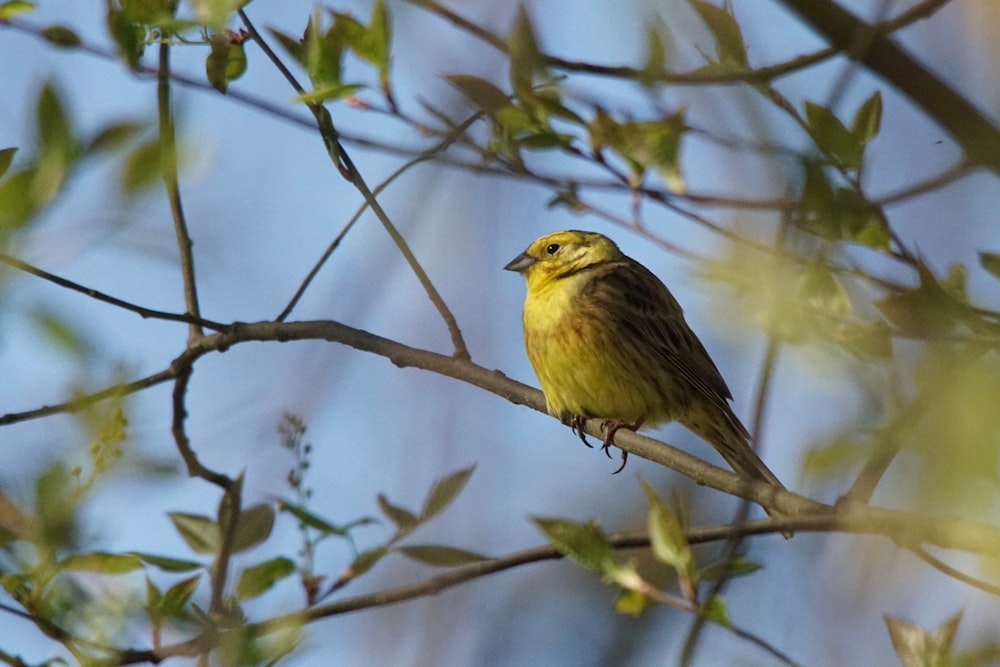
[504,229,786,498]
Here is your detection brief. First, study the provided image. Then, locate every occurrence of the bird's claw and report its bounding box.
[569,415,593,448]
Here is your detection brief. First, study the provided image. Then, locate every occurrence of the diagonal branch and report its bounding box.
[777,0,1000,173]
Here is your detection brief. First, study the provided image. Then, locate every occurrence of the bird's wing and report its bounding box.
[592,258,737,406]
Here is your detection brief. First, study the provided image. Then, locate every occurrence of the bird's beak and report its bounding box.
[504,252,536,273]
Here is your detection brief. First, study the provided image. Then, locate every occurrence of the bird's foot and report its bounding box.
[569,415,593,448]
[600,419,643,474]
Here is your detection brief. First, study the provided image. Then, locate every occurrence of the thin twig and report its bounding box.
[910,544,1000,597]
[0,252,229,330]
[277,112,483,321]
[157,43,203,341]
[0,369,176,426]
[238,9,470,359]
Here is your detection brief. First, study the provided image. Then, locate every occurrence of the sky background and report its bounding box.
[2,0,1000,665]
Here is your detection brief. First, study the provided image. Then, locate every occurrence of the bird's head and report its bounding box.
[504,230,623,286]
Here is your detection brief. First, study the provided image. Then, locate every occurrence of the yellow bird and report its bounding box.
[505,230,785,494]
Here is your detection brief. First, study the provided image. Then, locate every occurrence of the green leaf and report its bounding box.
[0,1,35,20]
[641,482,695,580]
[377,493,419,532]
[36,464,76,549]
[639,22,667,85]
[346,547,387,578]
[121,0,174,24]
[36,82,74,163]
[701,595,730,625]
[232,504,275,554]
[698,555,761,582]
[875,261,960,337]
[59,552,143,574]
[29,306,93,358]
[106,6,145,68]
[163,574,201,611]
[690,0,746,66]
[533,517,620,575]
[40,25,81,48]
[941,262,967,303]
[978,251,1000,280]
[266,27,304,65]
[206,33,247,94]
[0,167,39,229]
[507,6,544,98]
[278,500,377,536]
[851,90,882,145]
[169,512,219,554]
[805,102,862,169]
[841,321,893,361]
[798,262,850,319]
[0,147,15,179]
[190,0,247,29]
[86,121,145,154]
[145,576,163,609]
[130,552,203,572]
[447,75,511,117]
[421,465,474,521]
[294,83,363,104]
[121,137,162,192]
[396,545,488,567]
[613,588,653,616]
[236,557,295,599]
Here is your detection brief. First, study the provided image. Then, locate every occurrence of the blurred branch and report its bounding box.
[157,42,203,340]
[0,252,229,330]
[778,0,1000,173]
[238,9,470,359]
[405,0,947,86]
[910,545,1000,597]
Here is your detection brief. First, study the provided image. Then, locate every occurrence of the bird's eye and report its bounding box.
[545,243,560,255]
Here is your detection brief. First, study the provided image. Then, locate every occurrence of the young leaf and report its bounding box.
[851,90,882,145]
[978,251,1000,280]
[396,545,488,567]
[698,555,761,582]
[86,121,144,154]
[447,75,511,117]
[641,481,695,580]
[278,500,377,536]
[690,1,747,66]
[41,25,81,48]
[36,82,74,162]
[533,517,619,575]
[701,596,730,625]
[0,147,15,179]
[59,552,143,574]
[105,6,145,68]
[236,557,295,599]
[169,512,219,554]
[346,547,388,578]
[232,504,275,554]
[130,552,203,572]
[121,138,162,192]
[507,6,543,98]
[613,589,653,616]
[805,102,862,169]
[884,610,962,667]
[160,574,202,617]
[377,493,418,532]
[421,465,474,521]
[0,1,35,20]
[206,33,247,94]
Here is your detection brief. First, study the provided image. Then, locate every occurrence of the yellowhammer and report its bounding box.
[505,230,785,494]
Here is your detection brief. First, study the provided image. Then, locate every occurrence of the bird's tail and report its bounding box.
[684,402,791,536]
